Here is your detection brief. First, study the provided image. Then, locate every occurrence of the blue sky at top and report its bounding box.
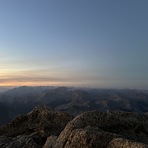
[0,0,148,89]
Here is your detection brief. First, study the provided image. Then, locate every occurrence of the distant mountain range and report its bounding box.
[0,86,148,125]
[0,87,14,93]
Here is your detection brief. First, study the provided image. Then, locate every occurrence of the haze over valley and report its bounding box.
[0,86,148,125]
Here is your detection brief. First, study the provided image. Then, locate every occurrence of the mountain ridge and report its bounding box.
[0,86,148,125]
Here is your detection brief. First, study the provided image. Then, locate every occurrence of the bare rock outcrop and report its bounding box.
[0,135,40,148]
[108,138,148,148]
[0,105,73,147]
[1,105,148,148]
[53,111,148,148]
[43,136,57,148]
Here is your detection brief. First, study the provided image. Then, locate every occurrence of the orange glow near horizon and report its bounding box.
[0,69,71,87]
[0,79,83,87]
[0,81,66,87]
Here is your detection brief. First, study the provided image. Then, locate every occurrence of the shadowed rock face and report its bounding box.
[0,105,73,147]
[0,135,40,148]
[43,136,57,148]
[53,111,148,148]
[0,106,148,148]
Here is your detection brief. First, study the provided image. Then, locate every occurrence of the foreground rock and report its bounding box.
[0,105,148,148]
[52,111,148,148]
[108,138,148,148]
[0,105,73,147]
[0,135,40,148]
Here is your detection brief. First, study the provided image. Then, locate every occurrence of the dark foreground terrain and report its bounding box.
[0,105,148,148]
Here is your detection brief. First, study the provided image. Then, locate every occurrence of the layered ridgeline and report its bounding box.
[0,86,148,125]
[0,106,148,148]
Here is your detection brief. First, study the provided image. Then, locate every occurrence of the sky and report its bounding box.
[0,0,148,89]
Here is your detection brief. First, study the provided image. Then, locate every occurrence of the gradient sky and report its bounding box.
[0,0,148,89]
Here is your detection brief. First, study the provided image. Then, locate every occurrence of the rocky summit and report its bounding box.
[51,110,148,148]
[0,105,73,148]
[0,106,148,148]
